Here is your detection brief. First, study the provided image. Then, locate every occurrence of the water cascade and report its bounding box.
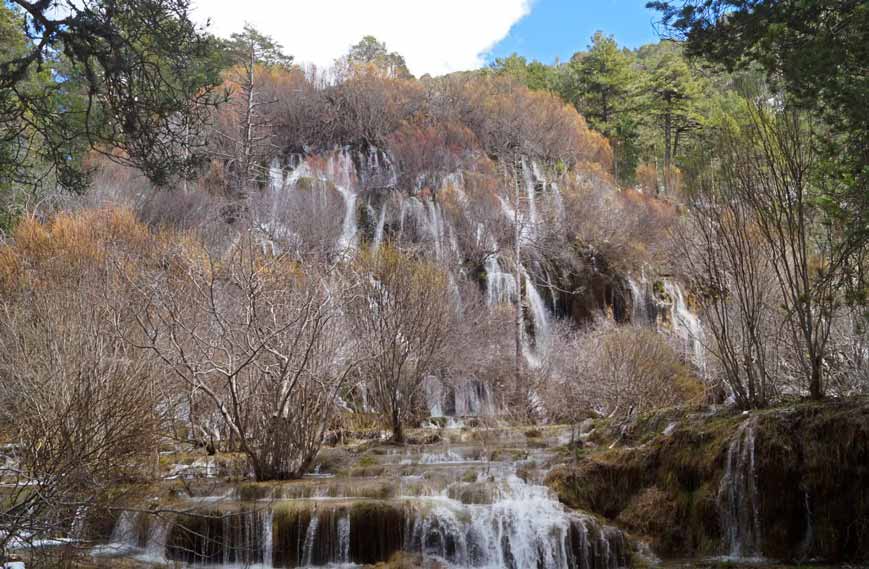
[424,377,497,418]
[372,205,387,252]
[718,417,763,560]
[97,428,630,569]
[663,281,706,373]
[485,255,517,306]
[626,277,656,326]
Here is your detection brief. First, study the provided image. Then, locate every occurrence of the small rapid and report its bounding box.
[95,427,629,569]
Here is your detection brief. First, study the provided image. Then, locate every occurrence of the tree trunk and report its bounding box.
[663,108,672,194]
[512,155,524,408]
[810,355,824,400]
[392,419,404,444]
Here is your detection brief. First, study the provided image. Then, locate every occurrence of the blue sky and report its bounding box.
[486,0,663,65]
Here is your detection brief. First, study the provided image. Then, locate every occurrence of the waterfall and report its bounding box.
[718,417,763,560]
[453,379,495,417]
[268,157,285,192]
[95,511,172,564]
[799,491,814,559]
[424,200,444,259]
[285,153,311,187]
[424,376,445,418]
[372,204,387,252]
[99,474,628,569]
[335,185,358,253]
[522,159,540,232]
[402,474,628,569]
[663,281,706,373]
[526,271,551,344]
[337,511,351,564]
[144,517,170,563]
[551,182,565,224]
[261,509,273,568]
[105,511,138,554]
[424,377,497,418]
[627,277,656,326]
[302,515,320,567]
[485,255,517,306]
[396,195,452,258]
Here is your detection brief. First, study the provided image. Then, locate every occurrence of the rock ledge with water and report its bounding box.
[546,398,869,563]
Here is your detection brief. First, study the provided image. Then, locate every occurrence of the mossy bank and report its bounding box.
[546,398,869,562]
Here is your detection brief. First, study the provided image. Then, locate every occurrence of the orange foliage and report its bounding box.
[434,75,612,170]
[386,120,479,191]
[634,162,660,194]
[0,209,158,296]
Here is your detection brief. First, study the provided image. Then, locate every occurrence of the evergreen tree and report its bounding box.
[490,53,556,92]
[0,0,225,189]
[649,0,868,240]
[560,32,640,183]
[344,35,412,79]
[640,42,707,193]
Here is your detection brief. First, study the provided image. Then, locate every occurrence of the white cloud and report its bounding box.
[193,0,533,77]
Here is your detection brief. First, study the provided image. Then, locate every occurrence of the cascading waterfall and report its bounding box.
[372,204,387,252]
[95,510,172,564]
[269,158,285,192]
[424,376,496,418]
[335,185,358,253]
[263,510,274,568]
[485,255,517,306]
[104,510,138,555]
[403,474,626,569]
[265,149,568,363]
[254,147,708,419]
[100,478,627,569]
[626,278,656,326]
[525,271,551,344]
[337,512,351,564]
[301,516,320,567]
[663,281,706,373]
[521,159,539,235]
[718,417,763,560]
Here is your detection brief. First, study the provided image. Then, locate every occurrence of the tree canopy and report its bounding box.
[0,0,225,190]
[648,0,869,239]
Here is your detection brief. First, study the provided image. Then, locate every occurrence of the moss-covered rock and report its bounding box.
[546,398,869,562]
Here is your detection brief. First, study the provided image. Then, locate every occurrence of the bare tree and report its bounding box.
[210,26,293,195]
[542,322,694,421]
[347,248,455,442]
[675,171,784,408]
[131,232,356,480]
[717,102,844,399]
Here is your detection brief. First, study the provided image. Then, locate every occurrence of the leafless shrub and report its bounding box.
[131,232,356,480]
[0,210,161,554]
[346,248,457,442]
[541,321,699,422]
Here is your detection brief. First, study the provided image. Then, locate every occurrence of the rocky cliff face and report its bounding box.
[546,399,869,562]
[256,146,696,382]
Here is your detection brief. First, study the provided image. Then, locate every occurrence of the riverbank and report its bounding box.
[546,398,869,564]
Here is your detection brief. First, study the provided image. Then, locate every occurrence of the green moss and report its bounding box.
[350,466,385,478]
[356,455,379,467]
[547,399,869,562]
[295,176,315,192]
